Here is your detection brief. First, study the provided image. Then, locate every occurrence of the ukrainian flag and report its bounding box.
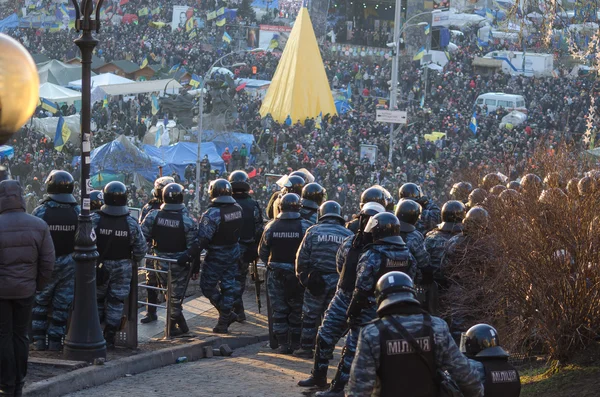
[185,17,195,32]
[39,98,58,114]
[469,110,478,135]
[216,16,225,26]
[424,23,430,35]
[151,94,159,115]
[223,31,232,43]
[140,56,148,69]
[315,112,322,129]
[190,74,201,88]
[486,8,494,21]
[60,4,69,17]
[169,64,180,74]
[54,116,71,152]
[413,47,426,61]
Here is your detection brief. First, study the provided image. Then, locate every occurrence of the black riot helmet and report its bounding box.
[301,182,326,210]
[441,200,467,223]
[209,179,236,204]
[359,202,387,233]
[539,188,567,205]
[463,206,489,235]
[360,186,387,209]
[481,173,503,190]
[450,182,473,203]
[90,190,104,212]
[498,189,520,205]
[46,170,76,204]
[162,183,185,211]
[489,184,506,196]
[278,193,302,219]
[395,198,422,226]
[375,271,420,313]
[102,181,128,216]
[521,174,543,197]
[364,212,402,243]
[282,175,305,195]
[154,176,175,200]
[229,170,250,193]
[460,324,508,359]
[467,188,487,208]
[506,180,521,192]
[318,200,344,223]
[289,170,310,182]
[398,183,422,200]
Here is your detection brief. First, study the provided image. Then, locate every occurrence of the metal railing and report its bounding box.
[138,255,175,339]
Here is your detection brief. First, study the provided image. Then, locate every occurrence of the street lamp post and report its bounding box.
[63,0,106,362]
[388,9,440,165]
[194,49,261,210]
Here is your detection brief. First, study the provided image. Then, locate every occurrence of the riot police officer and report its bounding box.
[298,202,386,389]
[394,199,430,281]
[346,186,387,233]
[481,173,505,191]
[347,272,484,397]
[450,182,473,204]
[31,170,80,351]
[319,213,416,397]
[92,182,147,347]
[398,183,441,235]
[300,182,326,224]
[229,170,263,322]
[424,200,466,280]
[266,174,306,220]
[520,173,543,200]
[259,193,312,353]
[139,176,174,324]
[461,324,521,396]
[90,190,104,212]
[294,201,353,358]
[181,179,244,334]
[141,183,197,336]
[467,188,488,210]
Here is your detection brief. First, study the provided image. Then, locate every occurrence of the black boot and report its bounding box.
[298,337,331,387]
[233,301,246,323]
[315,348,347,397]
[140,310,157,324]
[104,325,117,349]
[274,333,292,354]
[177,315,190,334]
[14,382,24,397]
[289,332,301,352]
[213,310,232,334]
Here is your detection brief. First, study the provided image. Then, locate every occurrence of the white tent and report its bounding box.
[39,82,82,104]
[31,114,81,143]
[67,73,134,89]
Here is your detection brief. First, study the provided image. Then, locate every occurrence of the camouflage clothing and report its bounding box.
[348,313,484,397]
[416,199,442,236]
[424,225,463,277]
[401,228,430,282]
[197,204,243,313]
[31,201,81,343]
[299,207,318,224]
[296,219,353,349]
[259,217,311,337]
[141,209,197,319]
[139,199,161,223]
[92,213,147,328]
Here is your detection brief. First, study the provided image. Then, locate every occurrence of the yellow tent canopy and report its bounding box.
[259,7,337,124]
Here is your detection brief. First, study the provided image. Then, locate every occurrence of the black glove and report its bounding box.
[191,257,201,274]
[346,289,369,319]
[177,253,192,266]
[306,271,326,296]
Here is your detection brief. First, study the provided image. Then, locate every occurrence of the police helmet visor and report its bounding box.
[364,216,378,234]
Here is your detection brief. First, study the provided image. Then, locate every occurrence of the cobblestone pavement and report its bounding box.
[66,342,343,397]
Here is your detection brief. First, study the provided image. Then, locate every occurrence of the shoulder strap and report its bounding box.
[386,314,438,381]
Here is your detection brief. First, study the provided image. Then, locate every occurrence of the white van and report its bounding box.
[475,93,527,114]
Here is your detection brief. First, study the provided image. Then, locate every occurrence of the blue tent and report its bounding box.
[0,13,19,32]
[199,131,255,163]
[143,142,225,180]
[72,136,166,182]
[0,145,14,160]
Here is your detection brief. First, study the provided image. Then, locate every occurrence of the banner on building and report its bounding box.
[171,5,193,31]
[258,24,292,50]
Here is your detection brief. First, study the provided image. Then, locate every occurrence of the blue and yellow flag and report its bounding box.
[486,8,494,21]
[216,16,225,26]
[169,64,180,74]
[223,31,232,43]
[39,98,58,113]
[424,23,430,35]
[190,74,201,88]
[217,7,225,16]
[60,4,69,17]
[413,47,426,61]
[151,94,159,115]
[185,17,195,32]
[207,11,216,20]
[54,116,71,152]
[315,112,322,129]
[140,56,148,69]
[469,110,478,135]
